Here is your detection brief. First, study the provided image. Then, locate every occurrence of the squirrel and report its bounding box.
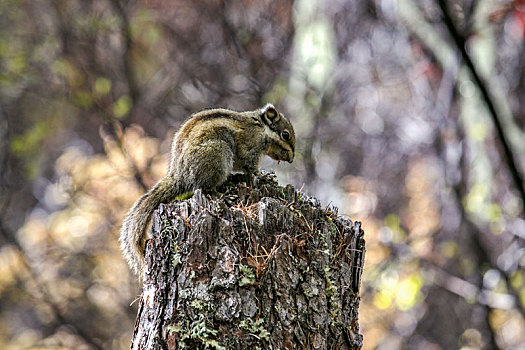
[119,104,296,276]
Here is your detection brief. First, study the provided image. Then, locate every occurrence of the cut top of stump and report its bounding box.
[133,171,365,350]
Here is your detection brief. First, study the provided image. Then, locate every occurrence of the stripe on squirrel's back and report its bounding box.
[178,110,245,141]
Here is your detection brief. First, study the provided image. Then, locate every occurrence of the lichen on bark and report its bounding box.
[130,171,365,350]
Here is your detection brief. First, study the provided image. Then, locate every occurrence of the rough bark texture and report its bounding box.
[130,171,365,350]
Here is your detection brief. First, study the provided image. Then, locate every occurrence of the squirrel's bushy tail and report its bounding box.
[119,176,179,276]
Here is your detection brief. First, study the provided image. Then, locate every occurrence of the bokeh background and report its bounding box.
[1,0,525,349]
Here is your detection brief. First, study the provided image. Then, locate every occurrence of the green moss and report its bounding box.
[161,219,176,234]
[303,288,314,298]
[167,316,225,350]
[288,204,301,216]
[238,264,256,287]
[328,218,338,235]
[160,220,184,267]
[324,265,342,326]
[190,299,205,311]
[239,318,270,342]
[176,191,194,200]
[171,242,182,266]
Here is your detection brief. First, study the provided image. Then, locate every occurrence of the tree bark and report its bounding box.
[130,171,365,349]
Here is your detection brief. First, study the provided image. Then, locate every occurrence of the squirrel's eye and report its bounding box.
[281,130,290,141]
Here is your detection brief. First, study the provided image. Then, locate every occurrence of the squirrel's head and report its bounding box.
[260,104,295,163]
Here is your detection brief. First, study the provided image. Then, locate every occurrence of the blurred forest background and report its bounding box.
[1,0,525,349]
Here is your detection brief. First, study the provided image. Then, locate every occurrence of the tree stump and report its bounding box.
[130,171,365,350]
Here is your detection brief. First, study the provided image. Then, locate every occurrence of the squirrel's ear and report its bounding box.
[262,104,280,124]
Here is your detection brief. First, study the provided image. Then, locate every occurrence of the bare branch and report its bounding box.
[436,0,525,210]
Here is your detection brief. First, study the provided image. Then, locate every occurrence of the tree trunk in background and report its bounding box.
[130,172,365,350]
